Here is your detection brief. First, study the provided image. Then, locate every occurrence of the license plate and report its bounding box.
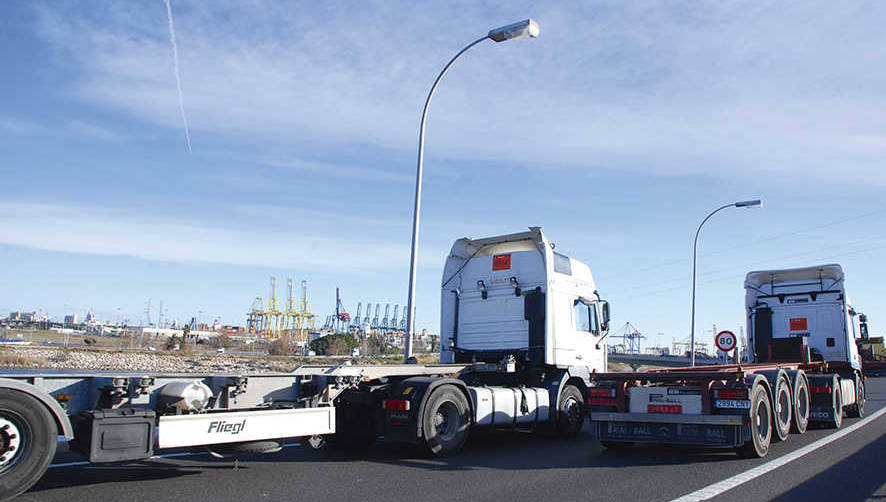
[714,399,751,409]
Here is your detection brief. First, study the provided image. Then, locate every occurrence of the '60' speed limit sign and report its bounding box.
[715,330,737,352]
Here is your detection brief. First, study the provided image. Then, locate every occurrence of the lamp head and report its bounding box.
[488,19,540,42]
[735,199,762,208]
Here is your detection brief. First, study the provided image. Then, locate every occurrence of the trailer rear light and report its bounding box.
[810,385,832,394]
[713,389,748,400]
[589,388,617,398]
[382,399,411,411]
[588,398,617,406]
[648,404,682,414]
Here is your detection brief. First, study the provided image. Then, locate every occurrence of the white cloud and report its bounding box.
[29,1,886,185]
[0,202,408,271]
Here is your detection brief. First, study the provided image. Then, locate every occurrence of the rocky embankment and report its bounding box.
[0,346,293,374]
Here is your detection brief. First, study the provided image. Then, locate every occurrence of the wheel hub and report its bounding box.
[0,419,22,467]
[564,397,581,424]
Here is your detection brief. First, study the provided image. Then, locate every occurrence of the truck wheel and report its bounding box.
[790,372,809,434]
[206,440,283,458]
[736,384,772,458]
[556,385,585,438]
[422,386,470,457]
[771,374,792,442]
[600,441,634,450]
[0,390,57,501]
[846,377,865,418]
[826,381,843,429]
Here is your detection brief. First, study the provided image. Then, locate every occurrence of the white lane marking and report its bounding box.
[670,405,886,502]
[48,442,302,469]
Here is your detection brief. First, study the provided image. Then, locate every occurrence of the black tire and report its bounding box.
[422,386,470,457]
[556,385,585,438]
[206,440,283,458]
[846,376,865,419]
[790,372,809,434]
[600,441,634,450]
[736,384,772,458]
[771,374,792,442]
[826,380,843,429]
[0,389,57,501]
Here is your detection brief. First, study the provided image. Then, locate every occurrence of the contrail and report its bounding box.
[163,0,192,153]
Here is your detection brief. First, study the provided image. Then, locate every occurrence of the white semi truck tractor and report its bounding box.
[0,228,610,499]
[589,264,867,458]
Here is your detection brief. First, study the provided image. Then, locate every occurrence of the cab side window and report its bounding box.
[573,300,599,335]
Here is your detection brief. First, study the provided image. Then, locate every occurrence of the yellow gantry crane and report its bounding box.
[265,276,283,338]
[295,279,315,341]
[247,277,314,340]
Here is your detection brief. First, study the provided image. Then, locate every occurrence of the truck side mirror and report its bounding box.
[600,301,610,332]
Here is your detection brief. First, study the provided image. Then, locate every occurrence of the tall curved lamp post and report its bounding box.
[404,19,540,361]
[690,199,762,366]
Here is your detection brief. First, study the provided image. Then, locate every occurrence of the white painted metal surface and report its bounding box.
[470,386,550,426]
[439,227,607,372]
[745,264,862,369]
[628,387,703,415]
[158,408,334,448]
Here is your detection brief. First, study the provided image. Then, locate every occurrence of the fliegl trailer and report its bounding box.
[588,264,866,458]
[0,228,610,500]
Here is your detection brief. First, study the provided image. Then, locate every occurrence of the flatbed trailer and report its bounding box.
[0,228,610,500]
[589,264,867,457]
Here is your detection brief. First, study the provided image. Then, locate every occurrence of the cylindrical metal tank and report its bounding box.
[158,380,213,412]
[469,386,550,427]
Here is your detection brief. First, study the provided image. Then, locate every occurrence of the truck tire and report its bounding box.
[771,373,792,442]
[0,389,56,501]
[846,376,865,419]
[790,371,809,434]
[736,383,772,458]
[206,440,283,458]
[422,386,470,457]
[600,441,634,450]
[556,385,585,438]
[826,380,843,429]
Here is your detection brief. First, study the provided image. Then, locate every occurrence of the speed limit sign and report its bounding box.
[715,330,737,352]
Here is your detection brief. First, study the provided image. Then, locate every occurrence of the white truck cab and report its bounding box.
[745,264,862,370]
[439,227,609,372]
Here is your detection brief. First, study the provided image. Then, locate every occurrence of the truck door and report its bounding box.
[551,297,602,369]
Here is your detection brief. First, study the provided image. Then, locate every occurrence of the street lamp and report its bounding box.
[690,199,762,366]
[404,19,540,361]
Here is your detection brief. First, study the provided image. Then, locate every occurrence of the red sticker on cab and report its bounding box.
[492,253,511,271]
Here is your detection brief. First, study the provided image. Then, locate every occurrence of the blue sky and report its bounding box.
[1,1,885,348]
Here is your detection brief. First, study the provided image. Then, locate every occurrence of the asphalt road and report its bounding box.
[21,377,886,502]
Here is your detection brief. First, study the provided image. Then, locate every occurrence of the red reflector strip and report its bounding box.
[810,385,832,394]
[648,404,682,414]
[382,399,411,411]
[588,398,617,406]
[714,389,748,400]
[589,388,617,398]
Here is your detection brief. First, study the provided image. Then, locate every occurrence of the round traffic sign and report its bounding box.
[715,330,737,352]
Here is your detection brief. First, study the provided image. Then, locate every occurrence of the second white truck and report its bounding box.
[589,264,867,457]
